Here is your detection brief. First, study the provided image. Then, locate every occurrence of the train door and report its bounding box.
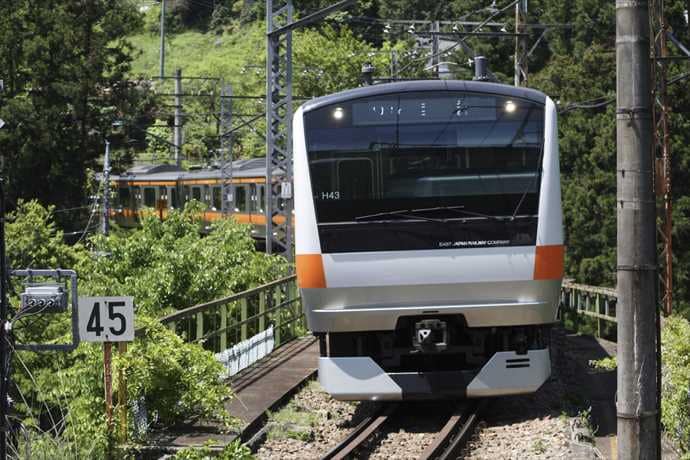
[249,183,258,223]
[143,187,156,208]
[169,186,178,210]
[183,185,191,205]
[212,186,222,212]
[157,186,168,219]
[191,186,202,202]
[235,185,248,222]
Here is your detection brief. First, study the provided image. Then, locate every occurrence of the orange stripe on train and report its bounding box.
[296,254,327,288]
[533,244,565,280]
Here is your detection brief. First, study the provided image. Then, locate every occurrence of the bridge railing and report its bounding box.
[560,281,617,336]
[157,274,304,353]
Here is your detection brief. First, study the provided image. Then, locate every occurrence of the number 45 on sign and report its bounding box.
[78,297,134,342]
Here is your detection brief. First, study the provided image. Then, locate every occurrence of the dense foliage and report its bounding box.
[0,1,154,228]
[661,316,690,453]
[6,201,286,457]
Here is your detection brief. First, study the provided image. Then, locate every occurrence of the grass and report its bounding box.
[265,381,320,442]
[588,356,617,371]
[127,24,266,96]
[532,438,547,455]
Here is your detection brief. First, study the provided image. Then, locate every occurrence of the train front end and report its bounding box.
[293,81,563,400]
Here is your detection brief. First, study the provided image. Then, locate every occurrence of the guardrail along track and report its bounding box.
[321,403,399,460]
[419,399,485,460]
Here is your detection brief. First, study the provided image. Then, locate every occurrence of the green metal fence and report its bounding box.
[158,275,304,353]
[560,281,617,337]
[159,277,618,352]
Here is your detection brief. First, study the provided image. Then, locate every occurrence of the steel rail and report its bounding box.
[420,399,485,460]
[321,403,398,460]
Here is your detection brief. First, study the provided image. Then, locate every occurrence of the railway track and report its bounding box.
[419,399,486,460]
[320,399,485,460]
[321,403,399,460]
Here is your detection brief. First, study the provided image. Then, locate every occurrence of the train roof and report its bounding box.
[300,80,548,114]
[110,157,274,182]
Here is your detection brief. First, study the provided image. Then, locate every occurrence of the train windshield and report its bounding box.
[304,91,545,252]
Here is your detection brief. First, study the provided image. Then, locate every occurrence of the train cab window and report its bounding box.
[212,186,222,210]
[170,188,178,209]
[235,186,247,212]
[118,187,131,208]
[192,186,202,201]
[143,187,156,207]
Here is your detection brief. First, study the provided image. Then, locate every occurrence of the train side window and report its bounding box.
[132,187,141,206]
[170,188,178,209]
[183,186,190,203]
[118,187,130,208]
[192,186,202,201]
[143,187,156,207]
[235,186,247,212]
[212,186,222,210]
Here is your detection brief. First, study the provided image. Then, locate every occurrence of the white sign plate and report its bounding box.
[78,296,134,342]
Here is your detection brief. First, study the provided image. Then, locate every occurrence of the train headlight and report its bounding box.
[332,107,345,120]
[504,100,517,113]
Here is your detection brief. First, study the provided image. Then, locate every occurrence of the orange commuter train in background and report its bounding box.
[110,158,284,240]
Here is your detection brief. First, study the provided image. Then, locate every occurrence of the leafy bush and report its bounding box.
[116,318,231,430]
[661,316,690,453]
[79,201,287,318]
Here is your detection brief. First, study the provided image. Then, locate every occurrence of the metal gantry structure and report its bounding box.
[650,0,673,317]
[220,85,234,215]
[265,0,294,261]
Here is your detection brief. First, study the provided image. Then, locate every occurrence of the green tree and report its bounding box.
[0,0,144,221]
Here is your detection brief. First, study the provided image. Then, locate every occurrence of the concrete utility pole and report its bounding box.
[159,0,166,79]
[102,139,111,235]
[431,20,440,78]
[615,0,659,458]
[174,68,183,167]
[514,0,528,86]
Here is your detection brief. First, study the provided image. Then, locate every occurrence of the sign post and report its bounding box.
[78,296,134,446]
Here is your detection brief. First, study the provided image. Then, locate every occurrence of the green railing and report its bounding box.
[560,281,617,337]
[158,275,304,353]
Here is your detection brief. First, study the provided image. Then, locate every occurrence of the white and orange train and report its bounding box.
[293,80,563,400]
[109,158,285,240]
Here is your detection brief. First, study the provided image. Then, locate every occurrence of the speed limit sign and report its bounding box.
[78,297,134,342]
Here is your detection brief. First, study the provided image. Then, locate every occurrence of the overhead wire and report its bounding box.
[394,0,520,76]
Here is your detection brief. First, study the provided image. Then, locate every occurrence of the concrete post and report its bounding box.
[616,0,659,457]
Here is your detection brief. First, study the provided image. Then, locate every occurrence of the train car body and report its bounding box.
[110,159,274,240]
[293,80,563,400]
